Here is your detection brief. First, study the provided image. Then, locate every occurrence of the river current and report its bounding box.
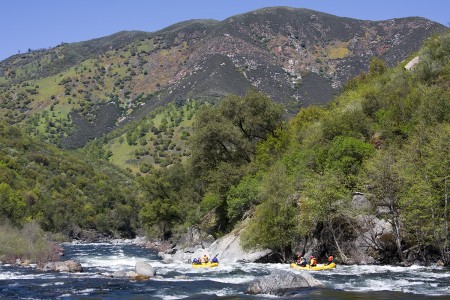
[0,242,449,299]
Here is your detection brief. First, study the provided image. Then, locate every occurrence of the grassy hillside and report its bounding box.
[82,99,201,173]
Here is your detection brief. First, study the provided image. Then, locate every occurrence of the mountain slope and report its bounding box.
[0,7,445,149]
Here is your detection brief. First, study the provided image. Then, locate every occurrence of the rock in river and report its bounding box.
[246,270,325,296]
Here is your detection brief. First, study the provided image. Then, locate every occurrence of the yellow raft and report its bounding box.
[290,262,336,271]
[191,262,219,268]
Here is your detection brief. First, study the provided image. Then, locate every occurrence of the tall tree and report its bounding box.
[241,162,297,261]
[364,150,406,262]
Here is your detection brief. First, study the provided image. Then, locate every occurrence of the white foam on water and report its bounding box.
[199,287,237,297]
[40,281,65,287]
[77,254,154,273]
[60,294,71,297]
[158,295,185,300]
[330,267,450,296]
[210,275,256,284]
[0,272,56,280]
[75,288,97,295]
[57,242,450,297]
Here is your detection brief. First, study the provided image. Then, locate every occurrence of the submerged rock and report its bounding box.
[246,270,324,296]
[41,260,82,272]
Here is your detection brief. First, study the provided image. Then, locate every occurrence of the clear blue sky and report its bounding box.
[1,0,448,61]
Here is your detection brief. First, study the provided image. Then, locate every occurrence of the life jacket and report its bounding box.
[203,256,209,263]
[310,258,317,266]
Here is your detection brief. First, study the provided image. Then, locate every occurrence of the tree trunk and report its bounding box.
[330,224,349,263]
[392,213,405,262]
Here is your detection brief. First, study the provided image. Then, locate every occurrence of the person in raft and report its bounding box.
[211,256,218,263]
[192,257,202,265]
[327,255,334,265]
[202,254,209,263]
[309,255,317,267]
[296,255,307,267]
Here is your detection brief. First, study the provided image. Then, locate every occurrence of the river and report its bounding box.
[0,241,449,299]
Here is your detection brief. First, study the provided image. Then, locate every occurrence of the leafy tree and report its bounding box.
[0,183,26,225]
[364,150,406,262]
[189,90,284,178]
[399,124,450,263]
[325,136,375,188]
[242,163,296,261]
[369,57,387,76]
[138,163,200,238]
[219,89,284,142]
[226,175,261,226]
[298,170,351,261]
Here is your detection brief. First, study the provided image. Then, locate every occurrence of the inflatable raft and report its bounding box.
[290,262,336,271]
[191,262,219,268]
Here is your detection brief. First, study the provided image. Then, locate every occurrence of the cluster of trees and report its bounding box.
[137,30,450,264]
[138,90,284,237]
[0,123,141,238]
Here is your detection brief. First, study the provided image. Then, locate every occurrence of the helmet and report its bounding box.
[310,256,314,258]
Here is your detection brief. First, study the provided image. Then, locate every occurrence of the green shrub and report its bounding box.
[0,222,57,264]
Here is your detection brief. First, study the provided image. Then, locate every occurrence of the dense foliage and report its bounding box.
[239,30,450,263]
[137,90,284,237]
[0,123,141,238]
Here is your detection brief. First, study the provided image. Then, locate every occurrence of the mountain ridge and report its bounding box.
[0,6,446,149]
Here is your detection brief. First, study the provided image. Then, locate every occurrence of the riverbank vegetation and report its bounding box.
[0,221,62,264]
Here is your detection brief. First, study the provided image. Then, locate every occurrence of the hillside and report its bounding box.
[0,122,142,238]
[0,7,445,150]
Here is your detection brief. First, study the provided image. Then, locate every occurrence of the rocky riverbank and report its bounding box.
[145,193,444,266]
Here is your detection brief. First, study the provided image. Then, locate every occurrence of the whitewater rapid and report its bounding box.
[1,241,449,299]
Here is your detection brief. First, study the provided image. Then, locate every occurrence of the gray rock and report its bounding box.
[208,228,272,263]
[126,271,138,277]
[135,261,155,277]
[246,270,325,296]
[111,271,127,278]
[41,260,82,272]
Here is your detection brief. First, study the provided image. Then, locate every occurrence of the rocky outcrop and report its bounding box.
[404,56,420,70]
[246,270,324,296]
[159,226,272,263]
[208,229,272,263]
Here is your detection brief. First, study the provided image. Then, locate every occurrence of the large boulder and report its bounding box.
[208,229,272,263]
[135,261,155,277]
[246,270,325,296]
[159,224,272,263]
